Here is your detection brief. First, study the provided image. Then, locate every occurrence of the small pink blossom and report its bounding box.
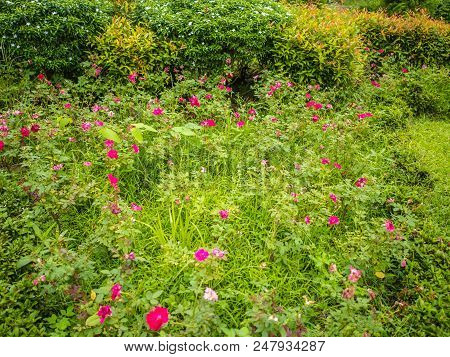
[64,103,71,109]
[21,127,30,137]
[152,107,164,116]
[107,174,119,190]
[342,286,355,299]
[97,305,112,324]
[211,248,226,259]
[402,68,409,73]
[104,139,114,148]
[125,252,136,261]
[200,119,216,127]
[371,80,381,88]
[81,122,92,132]
[219,210,229,219]
[83,161,92,167]
[53,164,64,171]
[68,137,76,142]
[203,287,218,302]
[107,149,118,159]
[236,121,245,128]
[132,144,140,154]
[31,124,40,133]
[401,259,407,268]
[189,95,200,107]
[111,284,122,301]
[385,220,395,232]
[355,177,368,188]
[95,120,104,127]
[348,266,362,283]
[304,216,311,225]
[328,215,340,225]
[194,249,209,262]
[321,158,330,165]
[329,193,337,203]
[333,162,342,170]
[128,72,138,84]
[312,115,319,122]
[130,202,142,211]
[248,108,256,115]
[205,93,213,100]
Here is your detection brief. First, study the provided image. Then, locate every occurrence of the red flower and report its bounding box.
[21,127,30,137]
[31,124,40,133]
[146,306,169,331]
[371,80,381,88]
[0,140,4,151]
[37,73,45,81]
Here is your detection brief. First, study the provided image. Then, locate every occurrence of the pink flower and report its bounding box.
[305,93,312,99]
[233,112,240,119]
[321,158,330,165]
[313,102,323,110]
[226,86,232,92]
[40,275,46,282]
[104,139,114,148]
[194,249,209,262]
[53,164,64,171]
[286,82,294,87]
[125,252,136,261]
[378,49,384,54]
[333,162,342,170]
[110,202,121,215]
[205,93,213,100]
[401,68,409,73]
[401,259,407,268]
[128,72,138,84]
[219,210,229,219]
[81,122,92,132]
[0,140,4,151]
[130,202,142,211]
[329,263,337,273]
[31,124,40,133]
[200,119,216,127]
[95,120,104,127]
[203,287,218,302]
[64,103,71,109]
[107,174,119,190]
[248,108,256,115]
[357,112,373,120]
[32,278,39,286]
[97,305,112,324]
[68,137,76,142]
[236,121,245,128]
[107,149,118,159]
[342,286,355,300]
[152,107,164,116]
[384,220,395,232]
[83,161,92,167]
[111,284,122,301]
[304,216,311,224]
[326,104,333,109]
[329,193,337,203]
[113,97,121,103]
[132,144,140,154]
[355,177,368,188]
[146,306,169,331]
[211,248,226,259]
[312,115,319,122]
[189,95,200,107]
[348,266,362,282]
[371,80,381,88]
[328,215,340,225]
[21,127,30,137]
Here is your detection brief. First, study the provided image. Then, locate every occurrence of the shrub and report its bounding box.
[355,10,450,66]
[0,0,113,73]
[91,16,176,87]
[272,6,366,86]
[133,0,289,74]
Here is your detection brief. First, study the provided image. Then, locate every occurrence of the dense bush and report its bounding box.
[355,10,450,66]
[272,6,366,86]
[133,0,289,74]
[91,16,176,88]
[0,0,113,73]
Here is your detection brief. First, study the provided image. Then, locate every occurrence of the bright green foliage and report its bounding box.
[0,0,113,72]
[272,5,366,86]
[133,0,290,73]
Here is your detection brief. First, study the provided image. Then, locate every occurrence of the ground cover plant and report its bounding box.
[0,0,448,337]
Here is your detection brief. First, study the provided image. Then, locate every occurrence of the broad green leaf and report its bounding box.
[16,256,33,269]
[56,116,72,128]
[98,127,121,143]
[171,126,195,136]
[86,314,100,327]
[132,123,157,133]
[130,127,144,143]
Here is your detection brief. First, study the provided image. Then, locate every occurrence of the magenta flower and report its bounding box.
[371,80,381,88]
[236,121,245,128]
[304,216,311,224]
[355,177,368,188]
[348,266,362,282]
[200,119,216,127]
[104,139,114,148]
[83,161,92,167]
[328,215,340,225]
[401,68,409,73]
[111,284,122,301]
[305,93,311,99]
[205,93,213,100]
[53,163,64,171]
[31,124,40,133]
[152,107,164,116]
[81,122,92,132]
[107,174,119,190]
[189,95,200,107]
[0,140,4,151]
[312,115,319,122]
[333,162,342,170]
[219,210,229,219]
[21,127,30,137]
[95,120,104,127]
[97,305,112,324]
[401,259,407,268]
[384,220,395,232]
[128,72,138,84]
[194,249,209,262]
[342,286,355,300]
[110,202,121,215]
[64,103,71,109]
[321,158,330,165]
[248,108,256,115]
[132,144,140,154]
[130,202,142,211]
[329,193,337,203]
[125,252,136,261]
[107,149,118,159]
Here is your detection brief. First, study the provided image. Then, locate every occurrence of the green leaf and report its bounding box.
[56,116,72,128]
[98,127,121,143]
[132,123,158,133]
[86,314,100,327]
[16,256,33,269]
[171,126,195,136]
[130,127,144,143]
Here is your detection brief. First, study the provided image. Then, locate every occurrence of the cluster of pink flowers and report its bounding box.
[355,177,368,187]
[348,266,362,283]
[200,119,216,127]
[306,100,323,110]
[357,112,373,120]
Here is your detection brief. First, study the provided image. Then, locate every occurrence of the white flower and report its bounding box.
[203,287,218,302]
